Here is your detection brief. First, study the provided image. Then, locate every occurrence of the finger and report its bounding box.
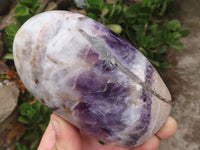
[50,113,82,150]
[38,119,56,150]
[131,135,160,150]
[156,116,178,140]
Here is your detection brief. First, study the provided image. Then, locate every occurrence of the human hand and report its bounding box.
[38,113,177,150]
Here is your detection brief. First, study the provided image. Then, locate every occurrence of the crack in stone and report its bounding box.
[79,29,172,104]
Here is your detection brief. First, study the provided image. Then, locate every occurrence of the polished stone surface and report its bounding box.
[13,11,171,147]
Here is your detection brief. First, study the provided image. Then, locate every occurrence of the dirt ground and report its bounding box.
[160,0,200,150]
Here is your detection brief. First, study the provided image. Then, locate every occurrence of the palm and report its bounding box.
[38,113,177,150]
[76,133,129,150]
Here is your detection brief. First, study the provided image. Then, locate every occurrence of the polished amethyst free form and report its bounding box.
[13,11,171,147]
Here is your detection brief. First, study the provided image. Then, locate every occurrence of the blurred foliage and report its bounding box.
[16,142,28,150]
[84,0,189,69]
[17,101,52,150]
[15,0,43,25]
[3,0,43,59]
[3,23,19,53]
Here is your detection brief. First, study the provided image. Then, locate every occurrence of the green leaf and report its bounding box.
[159,0,167,16]
[4,35,14,49]
[3,23,19,49]
[107,24,122,34]
[34,114,43,123]
[171,32,182,40]
[15,142,28,150]
[14,5,32,25]
[160,61,169,69]
[31,2,43,14]
[4,53,14,60]
[136,33,152,49]
[107,3,123,22]
[24,128,39,141]
[157,46,167,54]
[124,4,151,22]
[101,6,109,18]
[124,4,141,18]
[142,0,158,7]
[151,37,163,48]
[18,116,30,124]
[20,103,36,120]
[17,0,37,8]
[167,20,181,31]
[170,41,184,50]
[147,22,158,34]
[24,124,37,130]
[125,29,137,47]
[5,23,19,35]
[138,47,148,56]
[15,5,30,16]
[179,29,190,37]
[40,105,52,118]
[32,101,41,111]
[38,123,48,132]
[86,0,104,10]
[40,105,48,116]
[30,138,39,150]
[149,59,160,67]
[87,13,98,20]
[132,24,145,32]
[165,32,182,44]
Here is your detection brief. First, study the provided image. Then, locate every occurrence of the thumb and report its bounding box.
[51,113,82,150]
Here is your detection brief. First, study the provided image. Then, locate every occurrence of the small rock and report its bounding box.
[0,85,19,123]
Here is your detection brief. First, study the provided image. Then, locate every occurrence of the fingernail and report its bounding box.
[51,117,60,137]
